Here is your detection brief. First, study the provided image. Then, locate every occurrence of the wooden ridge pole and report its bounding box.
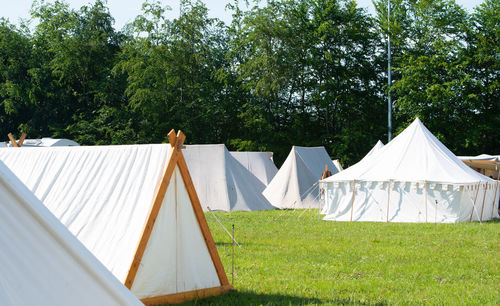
[349,180,356,222]
[479,182,488,222]
[124,129,182,289]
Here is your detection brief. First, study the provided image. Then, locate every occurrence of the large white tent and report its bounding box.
[321,118,499,223]
[183,144,276,211]
[0,130,231,305]
[230,151,278,186]
[0,160,141,306]
[263,146,337,209]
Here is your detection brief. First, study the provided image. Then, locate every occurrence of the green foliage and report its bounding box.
[196,210,499,305]
[0,0,497,162]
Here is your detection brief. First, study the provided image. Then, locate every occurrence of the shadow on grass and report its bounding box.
[177,289,386,305]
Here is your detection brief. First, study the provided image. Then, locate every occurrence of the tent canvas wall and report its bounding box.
[183,144,276,211]
[0,130,231,305]
[263,146,338,209]
[321,118,499,223]
[0,160,141,306]
[230,151,278,186]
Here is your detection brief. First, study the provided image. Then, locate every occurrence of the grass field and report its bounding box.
[179,210,500,305]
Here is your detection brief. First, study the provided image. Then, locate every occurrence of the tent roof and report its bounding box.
[323,118,493,184]
[263,146,337,208]
[230,151,278,185]
[0,160,141,306]
[184,144,275,211]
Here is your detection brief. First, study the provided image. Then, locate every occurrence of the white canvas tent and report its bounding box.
[0,130,231,305]
[0,160,141,306]
[183,144,276,211]
[263,146,337,209]
[321,118,499,223]
[230,151,278,186]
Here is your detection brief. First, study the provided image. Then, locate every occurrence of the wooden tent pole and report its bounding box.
[492,181,499,219]
[469,182,481,222]
[349,180,356,222]
[479,182,488,222]
[424,181,428,223]
[386,181,391,222]
[18,133,27,146]
[177,152,231,286]
[124,129,181,289]
[7,133,18,147]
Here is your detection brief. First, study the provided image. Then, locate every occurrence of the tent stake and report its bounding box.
[350,180,356,221]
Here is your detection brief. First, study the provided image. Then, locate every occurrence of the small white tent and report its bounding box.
[263,146,337,209]
[230,151,278,186]
[321,118,499,223]
[0,160,141,306]
[0,130,231,305]
[332,159,343,172]
[184,144,276,211]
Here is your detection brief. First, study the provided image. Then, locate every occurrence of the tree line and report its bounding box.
[0,0,498,166]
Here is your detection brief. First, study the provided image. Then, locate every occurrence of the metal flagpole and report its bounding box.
[387,0,392,142]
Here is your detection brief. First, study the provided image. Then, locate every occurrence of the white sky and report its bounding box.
[0,0,486,30]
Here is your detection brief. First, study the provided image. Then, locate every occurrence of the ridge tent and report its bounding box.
[321,118,499,223]
[0,130,232,305]
[263,146,337,209]
[230,151,278,186]
[183,144,276,211]
[0,160,141,306]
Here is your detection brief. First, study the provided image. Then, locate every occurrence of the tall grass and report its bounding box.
[184,210,499,305]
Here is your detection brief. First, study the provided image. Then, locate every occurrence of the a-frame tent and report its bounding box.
[230,151,278,186]
[263,146,338,209]
[183,144,276,211]
[0,130,232,305]
[0,160,141,306]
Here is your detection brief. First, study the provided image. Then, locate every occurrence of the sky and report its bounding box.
[1,0,486,30]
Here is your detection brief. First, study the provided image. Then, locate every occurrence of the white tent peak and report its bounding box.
[361,140,385,162]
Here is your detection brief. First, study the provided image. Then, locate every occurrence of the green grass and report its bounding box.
[183,210,499,305]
